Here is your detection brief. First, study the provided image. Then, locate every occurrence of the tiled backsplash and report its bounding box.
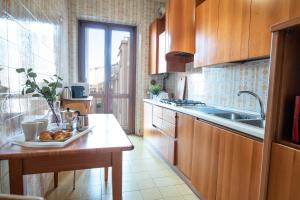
[159,59,270,113]
[0,0,68,196]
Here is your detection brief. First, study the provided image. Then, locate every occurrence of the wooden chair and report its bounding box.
[54,101,109,190]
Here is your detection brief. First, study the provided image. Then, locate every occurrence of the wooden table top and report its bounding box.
[0,114,134,159]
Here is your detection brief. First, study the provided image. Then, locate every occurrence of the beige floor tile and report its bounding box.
[163,196,186,200]
[158,185,182,198]
[153,176,182,187]
[183,194,201,200]
[140,187,163,200]
[123,191,143,200]
[176,184,194,195]
[137,178,156,189]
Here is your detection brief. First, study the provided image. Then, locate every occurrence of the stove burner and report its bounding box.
[160,99,206,106]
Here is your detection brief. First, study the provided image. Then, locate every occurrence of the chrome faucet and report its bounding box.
[237,90,265,120]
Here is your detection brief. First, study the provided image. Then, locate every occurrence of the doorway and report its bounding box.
[78,20,136,134]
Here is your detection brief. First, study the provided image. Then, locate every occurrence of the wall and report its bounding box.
[160,59,270,113]
[0,0,68,196]
[67,0,163,135]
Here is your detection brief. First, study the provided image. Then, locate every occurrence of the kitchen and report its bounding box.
[0,0,300,200]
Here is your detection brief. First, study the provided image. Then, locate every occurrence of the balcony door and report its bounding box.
[78,20,136,134]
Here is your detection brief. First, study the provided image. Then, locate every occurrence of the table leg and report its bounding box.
[112,152,122,200]
[9,159,23,195]
[54,172,58,188]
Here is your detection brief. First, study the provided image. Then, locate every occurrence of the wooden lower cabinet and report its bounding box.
[144,103,175,165]
[191,119,221,200]
[191,119,263,200]
[176,113,195,179]
[217,131,263,200]
[267,143,300,200]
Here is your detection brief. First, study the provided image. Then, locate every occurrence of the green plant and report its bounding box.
[149,83,161,96]
[16,68,63,124]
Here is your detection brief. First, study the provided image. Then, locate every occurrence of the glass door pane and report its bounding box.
[85,27,105,113]
[110,30,131,131]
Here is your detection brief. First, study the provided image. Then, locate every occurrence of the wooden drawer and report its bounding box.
[162,120,176,138]
[153,116,162,129]
[153,105,163,118]
[163,108,176,124]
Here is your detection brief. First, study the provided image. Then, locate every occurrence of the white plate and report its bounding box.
[10,126,95,148]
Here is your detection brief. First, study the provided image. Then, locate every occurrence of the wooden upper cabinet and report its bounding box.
[289,0,300,19]
[249,0,290,58]
[194,0,219,67]
[191,119,221,200]
[267,143,300,200]
[149,17,165,75]
[176,113,194,179]
[217,131,263,200]
[217,0,251,63]
[165,0,195,63]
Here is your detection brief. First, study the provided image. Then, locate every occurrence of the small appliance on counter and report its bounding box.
[292,96,300,143]
[62,86,72,99]
[71,83,89,98]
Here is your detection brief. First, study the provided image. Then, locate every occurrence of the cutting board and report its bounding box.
[175,75,186,100]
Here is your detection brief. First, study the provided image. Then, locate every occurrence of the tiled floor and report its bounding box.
[45,136,200,200]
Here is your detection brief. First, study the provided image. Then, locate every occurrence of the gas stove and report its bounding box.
[160,99,206,107]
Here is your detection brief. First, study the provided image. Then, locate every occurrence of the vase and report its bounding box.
[46,100,62,129]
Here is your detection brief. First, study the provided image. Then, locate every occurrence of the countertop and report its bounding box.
[144,99,265,139]
[61,96,93,101]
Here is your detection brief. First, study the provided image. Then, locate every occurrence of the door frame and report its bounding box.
[78,20,137,134]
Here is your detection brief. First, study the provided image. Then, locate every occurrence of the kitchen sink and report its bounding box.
[212,112,260,120]
[182,106,228,114]
[238,119,265,128]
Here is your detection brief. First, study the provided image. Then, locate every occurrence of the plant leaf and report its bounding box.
[42,86,51,94]
[21,88,25,95]
[56,82,63,88]
[16,68,25,73]
[28,72,37,78]
[32,93,41,97]
[27,68,33,73]
[43,79,49,84]
[25,88,35,94]
[25,80,31,86]
[48,82,56,87]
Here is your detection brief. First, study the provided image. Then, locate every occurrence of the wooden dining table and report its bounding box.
[0,114,134,200]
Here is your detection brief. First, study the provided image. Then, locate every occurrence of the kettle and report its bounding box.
[62,87,72,99]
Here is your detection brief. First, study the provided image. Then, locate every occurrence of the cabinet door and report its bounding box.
[149,20,158,75]
[194,0,219,67]
[249,0,290,58]
[217,0,251,63]
[289,0,300,19]
[165,0,195,56]
[191,119,221,200]
[144,103,154,142]
[176,113,194,178]
[217,131,263,200]
[267,143,300,200]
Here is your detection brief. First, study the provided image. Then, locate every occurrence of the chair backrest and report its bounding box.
[63,102,89,115]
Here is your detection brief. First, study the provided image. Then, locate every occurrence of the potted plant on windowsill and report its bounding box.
[16,68,63,126]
